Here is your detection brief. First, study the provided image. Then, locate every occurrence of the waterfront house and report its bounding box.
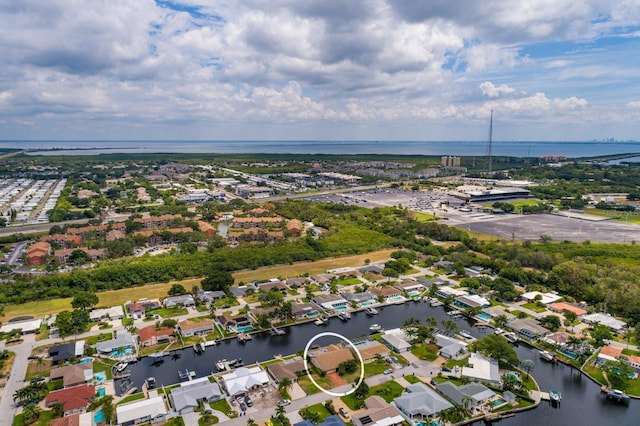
[178,319,214,337]
[352,395,404,426]
[394,383,453,420]
[48,341,85,364]
[216,314,251,333]
[45,385,95,417]
[355,340,390,361]
[417,277,447,288]
[312,294,349,311]
[50,413,92,426]
[454,294,490,310]
[291,302,322,320]
[116,395,168,425]
[138,325,175,347]
[394,279,425,295]
[221,366,270,397]
[309,344,355,373]
[596,345,640,373]
[506,318,550,339]
[341,291,376,306]
[170,377,223,415]
[371,286,403,301]
[381,329,412,353]
[267,358,306,383]
[94,331,136,358]
[435,286,468,300]
[50,363,93,388]
[89,305,124,321]
[163,294,195,308]
[435,382,496,408]
[461,352,501,385]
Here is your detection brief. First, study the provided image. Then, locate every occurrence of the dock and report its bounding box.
[539,392,550,401]
[178,369,196,381]
[269,327,286,336]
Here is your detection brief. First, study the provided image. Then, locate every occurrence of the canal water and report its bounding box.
[118,301,637,425]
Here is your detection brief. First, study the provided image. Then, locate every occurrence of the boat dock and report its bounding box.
[269,327,286,336]
[539,392,550,401]
[178,369,196,381]
[602,387,631,404]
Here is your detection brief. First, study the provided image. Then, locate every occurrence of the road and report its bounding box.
[0,218,91,238]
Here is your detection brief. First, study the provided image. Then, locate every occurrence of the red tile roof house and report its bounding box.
[45,384,95,417]
[138,325,175,347]
[371,286,402,300]
[25,241,51,266]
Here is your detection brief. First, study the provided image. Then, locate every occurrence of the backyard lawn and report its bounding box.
[411,343,439,361]
[341,380,404,409]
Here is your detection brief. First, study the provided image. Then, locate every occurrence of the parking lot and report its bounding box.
[458,213,640,243]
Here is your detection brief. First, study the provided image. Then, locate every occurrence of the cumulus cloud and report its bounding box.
[0,0,638,139]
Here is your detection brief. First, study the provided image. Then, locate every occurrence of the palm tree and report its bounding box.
[425,316,437,328]
[492,314,508,329]
[21,403,41,425]
[521,359,535,379]
[278,377,292,396]
[247,418,257,426]
[441,319,459,335]
[567,335,582,351]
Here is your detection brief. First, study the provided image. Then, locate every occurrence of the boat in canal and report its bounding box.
[549,389,562,402]
[539,350,556,362]
[430,298,443,307]
[269,327,286,335]
[193,342,205,353]
[603,388,631,404]
[369,324,383,333]
[238,333,252,343]
[337,311,351,321]
[115,362,128,372]
[503,332,519,344]
[459,330,475,341]
[365,307,378,315]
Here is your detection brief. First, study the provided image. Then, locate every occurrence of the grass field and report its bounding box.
[584,209,640,225]
[1,250,395,323]
[232,249,395,283]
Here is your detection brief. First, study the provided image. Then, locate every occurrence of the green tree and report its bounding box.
[492,314,509,329]
[21,403,41,424]
[521,359,535,379]
[604,360,632,390]
[472,334,519,366]
[354,380,369,400]
[201,270,234,292]
[71,291,99,311]
[68,249,89,265]
[591,324,613,347]
[540,315,561,331]
[167,284,187,296]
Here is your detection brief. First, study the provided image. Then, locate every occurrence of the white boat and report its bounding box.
[447,309,462,317]
[539,350,556,362]
[337,312,351,321]
[204,339,219,346]
[459,330,474,340]
[115,362,128,372]
[369,324,383,332]
[193,342,205,353]
[216,359,227,371]
[238,333,252,343]
[549,389,562,402]
[503,332,519,344]
[430,299,443,307]
[365,307,378,315]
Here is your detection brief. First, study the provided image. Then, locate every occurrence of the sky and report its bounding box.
[1,0,640,142]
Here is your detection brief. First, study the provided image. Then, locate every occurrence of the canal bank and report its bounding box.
[117,302,638,425]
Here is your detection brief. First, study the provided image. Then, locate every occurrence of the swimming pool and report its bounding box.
[475,312,492,322]
[237,325,253,333]
[94,409,105,423]
[112,347,132,357]
[389,295,405,302]
[491,398,507,408]
[96,387,106,397]
[94,371,106,383]
[79,357,94,364]
[559,350,578,360]
[334,305,347,311]
[361,301,375,307]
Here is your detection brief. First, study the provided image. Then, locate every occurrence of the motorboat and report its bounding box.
[459,330,474,340]
[337,312,351,321]
[539,350,556,362]
[216,359,227,371]
[503,332,519,344]
[115,362,128,372]
[193,342,205,353]
[430,299,443,307]
[365,307,378,315]
[549,389,562,402]
[369,324,383,332]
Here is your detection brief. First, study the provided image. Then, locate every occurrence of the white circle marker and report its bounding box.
[302,331,365,397]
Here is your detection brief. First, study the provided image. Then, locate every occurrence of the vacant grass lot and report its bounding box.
[585,208,640,225]
[1,250,394,323]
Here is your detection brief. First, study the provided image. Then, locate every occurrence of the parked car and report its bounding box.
[244,395,253,407]
[441,366,452,372]
[278,399,291,406]
[239,402,247,412]
[339,408,350,419]
[383,368,393,375]
[389,356,399,363]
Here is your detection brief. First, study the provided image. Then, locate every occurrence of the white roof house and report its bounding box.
[0,318,42,334]
[116,396,168,425]
[89,306,124,321]
[461,352,500,384]
[221,366,270,396]
[521,291,562,305]
[435,286,468,299]
[381,329,412,353]
[394,383,453,419]
[581,313,626,332]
